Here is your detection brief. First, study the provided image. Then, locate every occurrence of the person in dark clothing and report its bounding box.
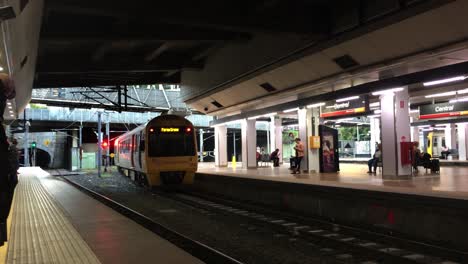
[367,144,382,174]
[0,75,16,246]
[0,126,11,246]
[412,142,423,172]
[270,148,280,167]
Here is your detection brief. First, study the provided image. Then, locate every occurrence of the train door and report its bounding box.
[138,131,143,169]
[131,135,135,168]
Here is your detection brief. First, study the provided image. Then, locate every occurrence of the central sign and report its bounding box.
[419,102,468,119]
[320,95,369,118]
[160,127,180,133]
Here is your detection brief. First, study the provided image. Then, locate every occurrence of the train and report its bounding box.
[114,114,198,186]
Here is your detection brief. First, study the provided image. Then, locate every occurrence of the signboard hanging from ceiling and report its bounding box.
[419,101,468,119]
[320,95,369,118]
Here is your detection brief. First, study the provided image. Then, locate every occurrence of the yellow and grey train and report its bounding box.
[114,115,198,186]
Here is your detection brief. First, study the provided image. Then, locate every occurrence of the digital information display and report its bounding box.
[160,127,180,133]
[320,95,369,118]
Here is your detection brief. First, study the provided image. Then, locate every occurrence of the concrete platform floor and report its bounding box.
[197,162,468,200]
[3,167,204,264]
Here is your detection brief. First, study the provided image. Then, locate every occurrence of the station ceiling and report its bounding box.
[35,0,334,88]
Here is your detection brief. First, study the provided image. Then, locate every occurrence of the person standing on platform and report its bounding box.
[292,138,304,174]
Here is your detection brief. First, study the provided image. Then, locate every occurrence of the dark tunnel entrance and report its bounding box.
[19,148,51,168]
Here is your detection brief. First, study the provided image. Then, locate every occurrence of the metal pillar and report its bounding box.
[105,119,110,172]
[23,112,29,167]
[233,131,236,158]
[97,112,102,177]
[199,129,204,162]
[79,124,83,170]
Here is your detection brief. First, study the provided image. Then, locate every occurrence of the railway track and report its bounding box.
[157,190,466,264]
[62,172,466,264]
[62,177,244,264]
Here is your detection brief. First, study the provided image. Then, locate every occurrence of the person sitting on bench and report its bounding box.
[441,145,450,159]
[412,142,423,172]
[367,144,382,174]
[270,149,280,167]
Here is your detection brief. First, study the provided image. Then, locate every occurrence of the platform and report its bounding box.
[2,167,204,264]
[198,162,468,200]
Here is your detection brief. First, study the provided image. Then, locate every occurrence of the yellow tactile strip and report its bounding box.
[6,172,101,264]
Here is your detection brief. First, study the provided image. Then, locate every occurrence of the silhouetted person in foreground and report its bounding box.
[0,73,17,246]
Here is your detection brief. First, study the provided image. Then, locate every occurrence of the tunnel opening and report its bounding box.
[19,148,51,168]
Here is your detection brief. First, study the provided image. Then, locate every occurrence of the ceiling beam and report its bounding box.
[44,1,330,35]
[33,72,181,88]
[36,57,204,74]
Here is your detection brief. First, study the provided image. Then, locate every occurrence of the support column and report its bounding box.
[370,117,381,155]
[457,123,467,160]
[298,108,308,172]
[308,107,320,173]
[241,119,257,168]
[270,116,283,164]
[410,117,419,143]
[214,125,228,167]
[380,87,411,176]
[444,124,456,149]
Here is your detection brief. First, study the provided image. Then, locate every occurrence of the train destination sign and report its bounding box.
[320,95,369,118]
[160,127,180,133]
[419,101,468,119]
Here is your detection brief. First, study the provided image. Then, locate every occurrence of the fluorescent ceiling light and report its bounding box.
[409,109,419,113]
[6,102,11,105]
[457,88,468,94]
[421,128,433,132]
[423,76,465,86]
[435,124,446,127]
[8,110,13,114]
[367,114,380,118]
[374,109,382,114]
[248,112,277,120]
[336,96,359,102]
[418,125,431,128]
[449,97,468,103]
[369,102,380,107]
[7,106,12,109]
[306,102,325,108]
[283,108,299,113]
[371,87,404,96]
[425,91,456,98]
[248,115,262,120]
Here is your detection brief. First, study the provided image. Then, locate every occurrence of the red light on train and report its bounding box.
[185,127,192,133]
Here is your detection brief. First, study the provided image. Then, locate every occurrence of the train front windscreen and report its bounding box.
[149,126,196,157]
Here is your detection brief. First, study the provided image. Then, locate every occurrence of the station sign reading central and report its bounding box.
[320,95,369,118]
[419,102,468,119]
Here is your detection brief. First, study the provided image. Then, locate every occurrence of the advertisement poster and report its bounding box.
[319,125,339,173]
[282,130,298,161]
